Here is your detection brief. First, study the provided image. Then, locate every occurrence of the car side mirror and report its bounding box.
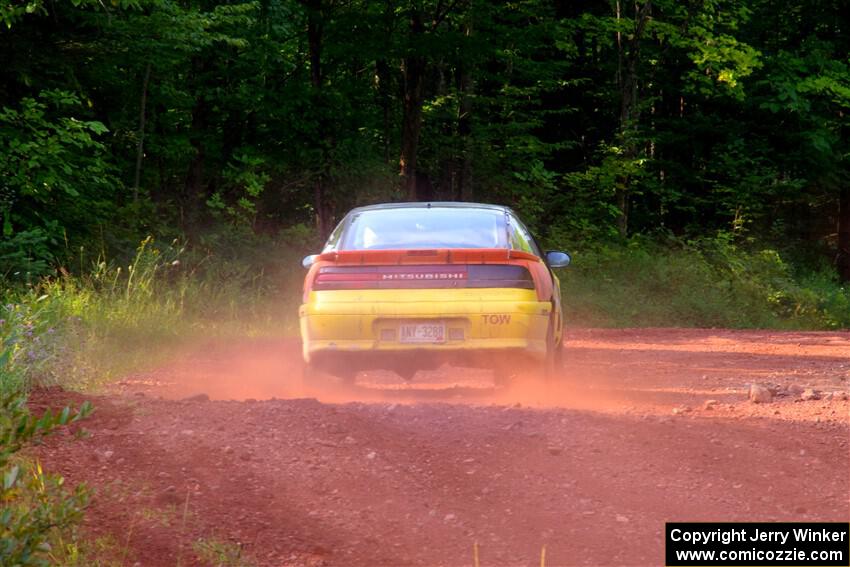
[302,254,319,268]
[545,251,571,268]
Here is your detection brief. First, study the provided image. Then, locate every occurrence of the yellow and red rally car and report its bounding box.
[299,202,570,383]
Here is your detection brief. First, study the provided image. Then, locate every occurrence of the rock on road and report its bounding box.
[32,328,850,566]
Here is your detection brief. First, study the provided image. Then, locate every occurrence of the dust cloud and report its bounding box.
[114,328,850,421]
[116,336,635,413]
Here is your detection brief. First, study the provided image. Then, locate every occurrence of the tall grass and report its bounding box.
[558,235,850,329]
[61,236,302,340]
[1,235,307,393]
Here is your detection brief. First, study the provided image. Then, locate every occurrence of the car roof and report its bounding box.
[347,202,514,215]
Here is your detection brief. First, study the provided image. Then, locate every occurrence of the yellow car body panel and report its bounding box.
[299,288,552,363]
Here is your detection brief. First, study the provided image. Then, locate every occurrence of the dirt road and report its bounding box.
[32,328,850,566]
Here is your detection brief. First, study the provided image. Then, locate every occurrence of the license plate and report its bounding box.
[399,322,446,343]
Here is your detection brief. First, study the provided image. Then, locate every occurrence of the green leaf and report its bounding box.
[3,465,19,490]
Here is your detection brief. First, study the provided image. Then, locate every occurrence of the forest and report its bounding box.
[0,0,847,278]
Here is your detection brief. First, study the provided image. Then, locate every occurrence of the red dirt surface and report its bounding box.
[30,328,850,566]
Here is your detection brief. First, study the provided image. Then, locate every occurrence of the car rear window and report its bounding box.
[338,208,508,250]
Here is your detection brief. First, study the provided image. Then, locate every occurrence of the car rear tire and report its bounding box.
[394,366,417,382]
[539,345,555,380]
[496,317,562,384]
[303,361,358,388]
[493,365,515,387]
[542,317,564,381]
[301,361,320,384]
[547,336,564,381]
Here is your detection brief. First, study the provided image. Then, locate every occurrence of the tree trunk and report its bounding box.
[614,0,652,237]
[306,0,322,90]
[185,91,207,230]
[375,0,395,165]
[314,178,332,239]
[305,0,332,238]
[838,185,850,282]
[615,0,622,88]
[400,10,426,201]
[376,59,392,164]
[456,74,473,201]
[457,22,474,202]
[133,62,152,204]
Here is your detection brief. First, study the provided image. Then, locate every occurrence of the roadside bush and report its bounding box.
[0,383,92,566]
[0,289,93,565]
[0,229,56,283]
[556,234,850,329]
[0,90,117,270]
[0,298,68,395]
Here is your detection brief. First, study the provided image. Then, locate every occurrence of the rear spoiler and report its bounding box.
[315,248,540,265]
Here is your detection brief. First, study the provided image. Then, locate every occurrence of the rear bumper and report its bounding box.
[299,288,551,369]
[307,347,541,376]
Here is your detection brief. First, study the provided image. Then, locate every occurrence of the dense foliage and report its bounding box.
[0,0,846,282]
[563,235,850,328]
[0,385,91,566]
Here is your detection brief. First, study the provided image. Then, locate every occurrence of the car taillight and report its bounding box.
[313,270,381,290]
[467,265,535,289]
